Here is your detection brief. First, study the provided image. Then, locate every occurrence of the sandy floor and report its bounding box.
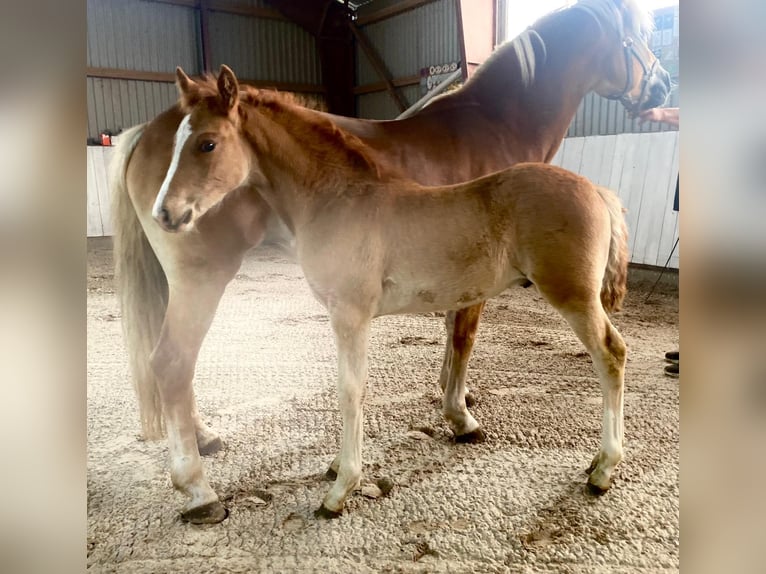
[87,237,679,573]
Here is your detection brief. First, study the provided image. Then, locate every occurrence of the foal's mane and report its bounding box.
[467,0,654,91]
[239,85,382,178]
[182,76,382,180]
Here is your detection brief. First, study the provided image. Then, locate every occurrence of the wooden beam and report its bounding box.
[199,0,212,72]
[144,0,198,8]
[206,0,286,20]
[142,0,286,19]
[353,75,420,95]
[349,22,406,112]
[87,67,326,93]
[457,0,495,78]
[355,0,438,26]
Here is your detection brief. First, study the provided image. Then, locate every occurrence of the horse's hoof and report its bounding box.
[198,436,223,456]
[586,480,609,496]
[181,501,228,524]
[376,477,395,496]
[314,504,342,520]
[454,428,487,444]
[325,466,338,481]
[465,392,477,407]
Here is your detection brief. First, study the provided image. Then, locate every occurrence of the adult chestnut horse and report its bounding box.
[111,0,669,521]
[151,65,631,520]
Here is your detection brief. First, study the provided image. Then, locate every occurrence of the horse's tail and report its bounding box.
[595,185,629,313]
[111,124,168,440]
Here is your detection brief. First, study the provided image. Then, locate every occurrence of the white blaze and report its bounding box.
[152,114,193,218]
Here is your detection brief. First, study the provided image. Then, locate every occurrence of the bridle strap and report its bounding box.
[572,2,655,108]
[604,37,656,106]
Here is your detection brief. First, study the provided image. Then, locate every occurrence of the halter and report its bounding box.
[573,2,656,112]
[604,36,658,112]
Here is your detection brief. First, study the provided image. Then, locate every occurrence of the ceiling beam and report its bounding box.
[87,67,326,94]
[349,22,406,112]
[353,75,420,95]
[356,0,439,26]
[456,0,496,79]
[266,0,356,116]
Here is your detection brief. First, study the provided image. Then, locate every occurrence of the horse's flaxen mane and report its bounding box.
[468,28,545,89]
[467,0,653,91]
[570,0,654,39]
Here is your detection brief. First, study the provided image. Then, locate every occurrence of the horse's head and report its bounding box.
[579,0,672,115]
[152,66,252,233]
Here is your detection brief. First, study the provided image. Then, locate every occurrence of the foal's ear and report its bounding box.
[175,67,202,109]
[217,65,240,113]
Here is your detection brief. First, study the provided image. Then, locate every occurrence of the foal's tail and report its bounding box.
[111,125,168,440]
[595,186,629,313]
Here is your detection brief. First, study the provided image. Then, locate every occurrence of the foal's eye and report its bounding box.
[199,140,216,153]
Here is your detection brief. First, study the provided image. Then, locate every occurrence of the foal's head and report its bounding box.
[576,0,671,113]
[152,66,252,232]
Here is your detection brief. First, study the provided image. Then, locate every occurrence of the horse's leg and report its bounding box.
[439,308,479,407]
[192,396,223,456]
[442,302,487,443]
[316,307,371,518]
[438,311,456,393]
[553,301,626,494]
[149,268,237,523]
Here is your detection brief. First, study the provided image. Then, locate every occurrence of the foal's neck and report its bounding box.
[243,102,384,231]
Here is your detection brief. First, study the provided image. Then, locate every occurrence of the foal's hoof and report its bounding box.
[181,501,228,524]
[198,436,224,456]
[324,466,338,481]
[314,504,342,520]
[454,428,487,444]
[465,392,477,407]
[586,479,609,496]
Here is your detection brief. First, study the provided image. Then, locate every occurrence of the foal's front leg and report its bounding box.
[150,273,234,523]
[316,308,371,518]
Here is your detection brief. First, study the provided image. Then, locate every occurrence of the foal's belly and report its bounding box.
[375,267,522,317]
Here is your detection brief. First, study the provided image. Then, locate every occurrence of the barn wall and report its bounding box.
[86,0,323,140]
[354,0,460,119]
[207,13,320,84]
[551,132,680,269]
[87,0,199,72]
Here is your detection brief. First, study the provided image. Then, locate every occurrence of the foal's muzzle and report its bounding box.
[155,205,193,232]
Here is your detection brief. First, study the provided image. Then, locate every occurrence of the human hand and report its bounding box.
[638,108,665,124]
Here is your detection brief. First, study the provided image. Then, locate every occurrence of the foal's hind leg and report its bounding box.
[442,303,486,442]
[150,270,236,523]
[554,301,627,494]
[439,305,483,407]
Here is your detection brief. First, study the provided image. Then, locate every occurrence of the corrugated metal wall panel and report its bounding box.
[565,88,680,137]
[208,12,321,83]
[88,77,177,139]
[357,85,419,120]
[87,0,199,72]
[356,0,458,87]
